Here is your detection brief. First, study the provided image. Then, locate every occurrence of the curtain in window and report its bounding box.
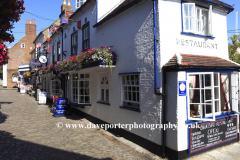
[189,75,196,103]
[220,73,230,111]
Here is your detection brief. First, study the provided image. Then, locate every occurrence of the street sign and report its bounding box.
[54,98,68,117]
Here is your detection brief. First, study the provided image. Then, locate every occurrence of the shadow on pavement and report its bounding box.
[0,131,112,160]
[0,111,8,124]
[0,102,13,105]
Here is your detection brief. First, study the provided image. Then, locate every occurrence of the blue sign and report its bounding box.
[54,98,68,116]
[179,81,186,96]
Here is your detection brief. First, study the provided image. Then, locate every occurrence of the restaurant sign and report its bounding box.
[189,116,238,154]
[176,38,218,49]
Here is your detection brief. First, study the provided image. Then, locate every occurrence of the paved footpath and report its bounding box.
[0,90,240,160]
[0,90,161,160]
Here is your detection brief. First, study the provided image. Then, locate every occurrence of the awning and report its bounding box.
[18,64,31,72]
[163,54,240,70]
[30,60,41,67]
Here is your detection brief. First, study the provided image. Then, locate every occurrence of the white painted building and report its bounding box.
[35,0,239,159]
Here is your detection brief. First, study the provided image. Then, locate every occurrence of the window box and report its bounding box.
[82,60,116,69]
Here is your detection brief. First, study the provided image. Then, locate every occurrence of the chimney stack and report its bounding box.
[25,19,36,37]
[61,0,73,12]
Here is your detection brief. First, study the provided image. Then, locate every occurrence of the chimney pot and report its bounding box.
[63,0,66,4]
[68,0,71,5]
[33,19,35,24]
[30,20,32,24]
[27,19,29,24]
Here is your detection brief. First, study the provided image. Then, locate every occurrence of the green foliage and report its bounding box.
[0,68,2,78]
[228,35,240,64]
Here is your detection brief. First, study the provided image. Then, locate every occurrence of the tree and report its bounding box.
[0,0,25,43]
[228,34,240,64]
[0,0,25,66]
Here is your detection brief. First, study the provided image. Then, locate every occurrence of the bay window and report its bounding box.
[187,72,239,121]
[182,3,212,36]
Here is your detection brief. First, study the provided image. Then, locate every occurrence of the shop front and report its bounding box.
[164,54,240,159]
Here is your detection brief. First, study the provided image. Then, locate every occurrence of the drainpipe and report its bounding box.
[152,0,166,157]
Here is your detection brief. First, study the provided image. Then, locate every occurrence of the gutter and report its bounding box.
[152,0,166,157]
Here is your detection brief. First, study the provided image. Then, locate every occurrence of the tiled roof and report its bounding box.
[164,54,240,69]
[209,0,233,7]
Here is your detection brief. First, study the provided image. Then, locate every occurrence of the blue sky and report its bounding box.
[5,0,240,48]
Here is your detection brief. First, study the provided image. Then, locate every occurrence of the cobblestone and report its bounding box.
[0,90,161,160]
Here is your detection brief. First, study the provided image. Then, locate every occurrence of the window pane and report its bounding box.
[106,89,109,102]
[189,75,199,88]
[124,86,127,91]
[128,91,132,101]
[131,75,134,85]
[206,104,212,114]
[101,89,104,102]
[205,89,211,101]
[84,81,89,87]
[80,96,84,103]
[215,101,220,112]
[205,74,211,87]
[85,96,90,103]
[85,89,89,95]
[214,87,219,99]
[80,89,84,95]
[133,92,136,101]
[135,75,139,85]
[214,74,218,86]
[184,4,189,16]
[190,18,194,30]
[80,81,84,87]
[185,18,189,30]
[124,91,128,100]
[80,74,84,78]
[189,4,194,16]
[127,75,130,85]
[137,92,139,102]
[189,89,200,103]
[85,74,89,78]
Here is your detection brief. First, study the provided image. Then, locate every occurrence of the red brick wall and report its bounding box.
[6,19,37,88]
[7,70,17,88]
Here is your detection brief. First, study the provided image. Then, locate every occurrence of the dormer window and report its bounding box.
[76,0,86,10]
[182,3,212,36]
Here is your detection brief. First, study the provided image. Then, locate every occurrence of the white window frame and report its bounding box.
[231,72,239,112]
[187,72,216,121]
[100,75,109,103]
[12,75,18,82]
[71,73,78,103]
[51,77,61,95]
[182,3,212,36]
[78,74,90,104]
[121,74,140,109]
[187,72,240,122]
[76,0,86,10]
[21,43,25,48]
[70,73,90,104]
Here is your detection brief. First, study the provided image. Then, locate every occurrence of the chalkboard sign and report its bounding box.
[54,98,68,117]
[189,116,238,154]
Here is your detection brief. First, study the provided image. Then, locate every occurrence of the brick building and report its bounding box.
[3,19,37,88]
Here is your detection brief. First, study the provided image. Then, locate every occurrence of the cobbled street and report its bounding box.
[0,90,160,160]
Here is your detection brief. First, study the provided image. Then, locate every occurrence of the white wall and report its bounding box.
[97,0,123,21]
[158,0,230,68]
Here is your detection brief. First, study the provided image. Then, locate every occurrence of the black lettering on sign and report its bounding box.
[189,116,238,154]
